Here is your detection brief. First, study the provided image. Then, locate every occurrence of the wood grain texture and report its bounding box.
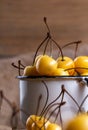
[0,0,88,58]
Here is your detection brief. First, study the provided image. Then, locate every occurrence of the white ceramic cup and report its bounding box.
[17,76,88,124]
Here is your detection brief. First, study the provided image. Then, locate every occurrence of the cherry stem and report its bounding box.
[65,67,88,76]
[62,85,80,109]
[18,60,21,76]
[44,17,51,34]
[0,90,13,108]
[75,42,79,58]
[44,17,64,60]
[44,102,65,121]
[44,102,65,118]
[43,37,50,55]
[0,90,30,128]
[51,38,64,60]
[32,17,64,65]
[40,81,49,116]
[62,40,82,48]
[62,40,82,58]
[49,40,53,57]
[0,90,3,109]
[12,60,25,76]
[41,90,63,116]
[19,60,25,68]
[11,108,30,127]
[36,94,42,115]
[11,62,24,70]
[78,94,88,113]
[32,33,49,65]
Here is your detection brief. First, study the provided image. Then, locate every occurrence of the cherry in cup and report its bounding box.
[12,17,83,77]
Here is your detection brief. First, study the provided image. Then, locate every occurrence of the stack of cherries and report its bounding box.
[23,18,88,77]
[26,113,88,130]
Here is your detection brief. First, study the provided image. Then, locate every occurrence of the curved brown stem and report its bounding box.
[11,60,25,76]
[40,81,49,116]
[62,85,80,109]
[36,94,42,115]
[44,17,64,60]
[43,37,50,55]
[62,40,82,58]
[44,17,51,34]
[41,90,63,116]
[51,38,64,60]
[78,94,88,113]
[32,33,49,65]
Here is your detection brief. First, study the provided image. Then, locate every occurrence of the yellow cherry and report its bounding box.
[26,115,50,130]
[36,55,57,76]
[46,123,62,130]
[72,71,79,76]
[65,113,88,130]
[53,68,69,76]
[34,55,42,65]
[26,115,37,130]
[23,65,39,76]
[31,116,50,130]
[74,56,88,74]
[57,56,75,76]
[81,72,88,76]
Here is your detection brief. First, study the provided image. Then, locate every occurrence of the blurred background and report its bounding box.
[0,0,88,59]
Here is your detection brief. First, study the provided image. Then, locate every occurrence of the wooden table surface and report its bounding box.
[0,0,88,58]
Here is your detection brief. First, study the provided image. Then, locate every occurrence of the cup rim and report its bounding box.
[16,75,88,80]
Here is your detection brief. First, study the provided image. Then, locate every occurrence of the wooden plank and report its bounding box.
[0,0,88,57]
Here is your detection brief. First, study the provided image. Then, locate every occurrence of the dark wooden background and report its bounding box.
[0,0,88,58]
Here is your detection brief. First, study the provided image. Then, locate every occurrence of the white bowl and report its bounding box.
[17,76,88,124]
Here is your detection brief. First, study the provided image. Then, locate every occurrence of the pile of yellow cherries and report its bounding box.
[26,113,88,130]
[23,17,88,77]
[23,54,88,77]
